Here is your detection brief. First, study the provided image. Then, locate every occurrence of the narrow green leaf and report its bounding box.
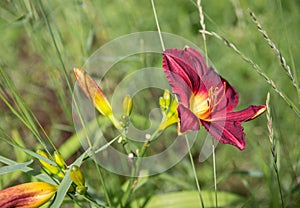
[0,136,56,166]
[0,156,54,184]
[0,160,33,175]
[132,190,243,208]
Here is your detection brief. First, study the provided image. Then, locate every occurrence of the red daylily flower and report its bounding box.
[162,47,266,150]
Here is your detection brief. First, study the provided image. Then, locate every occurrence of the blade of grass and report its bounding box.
[0,135,56,166]
[0,67,52,151]
[0,155,54,184]
[151,0,165,51]
[0,160,33,175]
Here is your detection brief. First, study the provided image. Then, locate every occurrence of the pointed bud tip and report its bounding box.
[251,105,267,119]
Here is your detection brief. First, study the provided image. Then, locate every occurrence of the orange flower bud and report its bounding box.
[0,182,57,208]
[74,68,121,129]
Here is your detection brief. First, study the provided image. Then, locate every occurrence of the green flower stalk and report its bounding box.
[0,182,57,208]
[74,68,122,129]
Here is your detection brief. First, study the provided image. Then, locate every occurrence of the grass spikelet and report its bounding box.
[249,10,299,96]
[266,92,284,208]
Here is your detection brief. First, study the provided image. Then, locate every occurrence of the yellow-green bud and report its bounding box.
[122,95,133,117]
[70,165,85,186]
[166,98,178,118]
[163,90,171,108]
[159,90,171,113]
[159,97,166,111]
[36,150,64,178]
[158,99,179,130]
[53,151,66,169]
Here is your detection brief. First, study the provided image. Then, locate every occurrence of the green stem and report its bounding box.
[185,135,205,208]
[212,144,218,208]
[82,194,106,208]
[92,156,112,207]
[120,128,162,207]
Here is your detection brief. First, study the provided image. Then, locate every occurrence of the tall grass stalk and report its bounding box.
[197,1,218,206]
[38,0,73,120]
[199,30,300,118]
[72,92,112,206]
[266,92,284,208]
[197,0,208,62]
[151,0,165,51]
[249,10,299,97]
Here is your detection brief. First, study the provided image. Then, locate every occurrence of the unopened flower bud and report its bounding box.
[36,150,64,178]
[166,98,178,118]
[163,90,171,108]
[159,90,171,113]
[159,97,166,112]
[70,165,85,186]
[53,151,66,169]
[0,182,57,208]
[159,99,179,130]
[74,68,122,129]
[122,95,133,117]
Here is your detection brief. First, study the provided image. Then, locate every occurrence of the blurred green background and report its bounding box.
[0,0,299,207]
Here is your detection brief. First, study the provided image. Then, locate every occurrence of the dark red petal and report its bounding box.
[178,104,200,133]
[184,47,208,76]
[226,105,267,122]
[201,67,239,112]
[222,77,239,111]
[200,119,246,150]
[163,49,201,93]
[161,64,192,107]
